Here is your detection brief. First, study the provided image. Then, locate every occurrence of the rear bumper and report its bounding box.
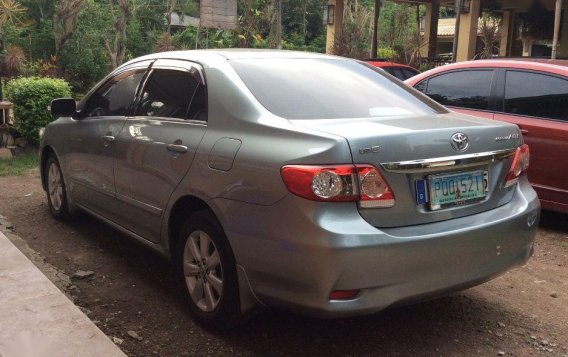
[215,178,540,318]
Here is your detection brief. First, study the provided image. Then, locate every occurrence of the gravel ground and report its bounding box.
[1,168,567,357]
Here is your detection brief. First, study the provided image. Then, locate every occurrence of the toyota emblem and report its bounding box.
[451,132,469,152]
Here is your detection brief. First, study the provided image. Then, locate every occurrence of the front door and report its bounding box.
[113,60,208,242]
[67,64,149,217]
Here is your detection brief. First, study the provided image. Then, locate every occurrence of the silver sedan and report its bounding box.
[40,50,540,330]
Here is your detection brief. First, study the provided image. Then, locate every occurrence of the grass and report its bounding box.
[0,152,39,176]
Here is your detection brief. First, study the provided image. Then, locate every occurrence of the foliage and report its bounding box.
[2,44,25,76]
[476,14,501,59]
[59,0,109,90]
[0,152,38,176]
[5,76,71,144]
[0,0,429,92]
[334,0,372,59]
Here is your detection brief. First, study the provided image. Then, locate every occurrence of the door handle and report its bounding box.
[167,144,188,153]
[102,135,115,147]
[520,129,529,135]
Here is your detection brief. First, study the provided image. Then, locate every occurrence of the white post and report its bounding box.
[552,0,563,59]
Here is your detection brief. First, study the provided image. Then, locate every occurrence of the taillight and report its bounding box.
[357,165,395,208]
[281,164,395,208]
[280,165,358,202]
[504,144,530,188]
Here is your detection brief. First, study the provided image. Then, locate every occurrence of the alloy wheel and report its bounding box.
[47,162,64,211]
[183,230,223,312]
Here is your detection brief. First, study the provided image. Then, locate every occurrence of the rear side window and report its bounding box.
[425,70,494,110]
[402,68,418,79]
[231,58,446,120]
[135,69,206,120]
[505,70,568,121]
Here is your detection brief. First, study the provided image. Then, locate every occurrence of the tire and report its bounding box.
[44,155,72,220]
[176,210,242,331]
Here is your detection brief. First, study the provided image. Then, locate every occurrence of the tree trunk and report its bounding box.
[370,0,380,58]
[166,0,178,35]
[105,0,131,69]
[239,0,254,47]
[53,0,85,56]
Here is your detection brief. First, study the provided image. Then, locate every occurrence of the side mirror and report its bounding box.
[51,98,76,117]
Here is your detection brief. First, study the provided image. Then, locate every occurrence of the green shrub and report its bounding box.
[6,77,72,144]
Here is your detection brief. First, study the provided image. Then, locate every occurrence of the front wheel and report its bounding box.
[176,210,242,330]
[45,155,71,220]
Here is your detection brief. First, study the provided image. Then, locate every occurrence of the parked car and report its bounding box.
[41,50,539,330]
[406,59,568,214]
[365,59,420,80]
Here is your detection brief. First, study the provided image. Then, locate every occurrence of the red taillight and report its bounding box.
[281,164,395,208]
[329,289,360,300]
[504,144,530,188]
[357,165,395,208]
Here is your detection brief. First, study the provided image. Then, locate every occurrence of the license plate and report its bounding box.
[428,170,488,210]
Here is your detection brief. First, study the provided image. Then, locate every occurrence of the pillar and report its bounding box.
[522,38,534,57]
[499,11,512,57]
[558,7,568,57]
[325,0,344,54]
[421,1,440,58]
[456,0,481,62]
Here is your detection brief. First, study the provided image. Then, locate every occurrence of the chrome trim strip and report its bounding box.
[76,204,168,258]
[381,148,517,173]
[116,193,163,216]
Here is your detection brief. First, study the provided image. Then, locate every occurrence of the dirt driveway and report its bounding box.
[1,169,567,357]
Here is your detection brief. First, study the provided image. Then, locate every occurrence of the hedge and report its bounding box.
[6,77,72,144]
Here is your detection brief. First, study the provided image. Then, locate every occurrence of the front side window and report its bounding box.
[231,58,446,120]
[135,68,205,120]
[505,70,568,121]
[83,70,146,117]
[425,70,494,110]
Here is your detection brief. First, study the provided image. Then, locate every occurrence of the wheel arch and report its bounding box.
[167,195,211,260]
[40,145,57,191]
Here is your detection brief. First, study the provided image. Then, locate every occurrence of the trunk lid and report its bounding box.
[290,112,522,227]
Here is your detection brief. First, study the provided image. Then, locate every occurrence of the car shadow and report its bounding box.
[59,213,528,356]
[539,210,568,233]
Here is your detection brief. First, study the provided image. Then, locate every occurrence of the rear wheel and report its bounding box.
[45,155,71,220]
[176,210,241,330]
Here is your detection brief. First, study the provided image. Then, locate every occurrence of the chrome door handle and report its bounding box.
[102,135,115,147]
[520,129,529,135]
[167,144,188,153]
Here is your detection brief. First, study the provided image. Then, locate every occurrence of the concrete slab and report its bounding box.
[0,231,126,357]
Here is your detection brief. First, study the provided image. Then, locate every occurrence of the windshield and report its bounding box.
[230,58,447,120]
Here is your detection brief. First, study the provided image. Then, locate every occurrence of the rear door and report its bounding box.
[415,69,497,120]
[113,59,208,242]
[493,69,568,209]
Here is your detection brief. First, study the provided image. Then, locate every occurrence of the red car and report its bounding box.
[365,60,420,80]
[406,59,568,214]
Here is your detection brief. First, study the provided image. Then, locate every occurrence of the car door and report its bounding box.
[113,59,208,242]
[66,62,150,217]
[415,69,497,119]
[493,69,568,210]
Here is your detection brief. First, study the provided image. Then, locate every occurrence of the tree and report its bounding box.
[53,0,85,56]
[104,0,131,69]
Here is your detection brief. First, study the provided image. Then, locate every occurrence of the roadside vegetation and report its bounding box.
[0,153,38,176]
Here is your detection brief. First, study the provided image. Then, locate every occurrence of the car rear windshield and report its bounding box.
[230,58,447,120]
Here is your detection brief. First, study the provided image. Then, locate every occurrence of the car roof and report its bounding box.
[120,49,337,69]
[406,58,568,85]
[366,60,418,71]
